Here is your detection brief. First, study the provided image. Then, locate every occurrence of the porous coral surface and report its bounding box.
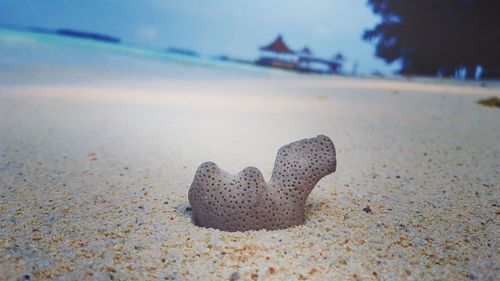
[189,135,336,231]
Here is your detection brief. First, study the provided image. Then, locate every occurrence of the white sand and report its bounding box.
[0,76,499,280]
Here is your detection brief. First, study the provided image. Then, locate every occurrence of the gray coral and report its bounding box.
[188,135,336,232]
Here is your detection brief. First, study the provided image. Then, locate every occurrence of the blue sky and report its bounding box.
[0,0,399,74]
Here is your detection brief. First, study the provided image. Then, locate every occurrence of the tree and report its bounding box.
[332,52,345,63]
[363,0,500,79]
[332,52,345,72]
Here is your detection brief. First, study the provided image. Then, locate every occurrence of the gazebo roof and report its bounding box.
[260,35,295,54]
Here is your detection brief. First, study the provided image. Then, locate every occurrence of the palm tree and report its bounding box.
[333,52,345,63]
[331,52,345,73]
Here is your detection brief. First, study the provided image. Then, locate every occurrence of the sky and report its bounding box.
[0,0,400,75]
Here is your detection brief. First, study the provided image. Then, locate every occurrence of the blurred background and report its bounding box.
[1,0,498,83]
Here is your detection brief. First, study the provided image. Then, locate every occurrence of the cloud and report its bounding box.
[135,27,158,41]
[313,25,330,36]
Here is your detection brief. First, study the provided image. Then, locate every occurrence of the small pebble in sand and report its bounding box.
[363,206,372,213]
[87,152,98,161]
[229,272,240,281]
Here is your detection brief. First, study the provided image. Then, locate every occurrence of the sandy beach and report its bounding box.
[0,76,499,280]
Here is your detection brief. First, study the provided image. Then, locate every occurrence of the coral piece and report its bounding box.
[188,135,336,232]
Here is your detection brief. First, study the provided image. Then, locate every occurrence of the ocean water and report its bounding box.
[0,28,280,86]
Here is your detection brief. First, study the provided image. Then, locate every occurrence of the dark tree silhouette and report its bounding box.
[364,0,500,79]
[332,52,345,63]
[332,52,345,72]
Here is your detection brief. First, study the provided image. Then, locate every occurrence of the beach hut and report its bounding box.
[256,35,298,69]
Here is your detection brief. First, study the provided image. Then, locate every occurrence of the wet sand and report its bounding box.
[0,77,499,280]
